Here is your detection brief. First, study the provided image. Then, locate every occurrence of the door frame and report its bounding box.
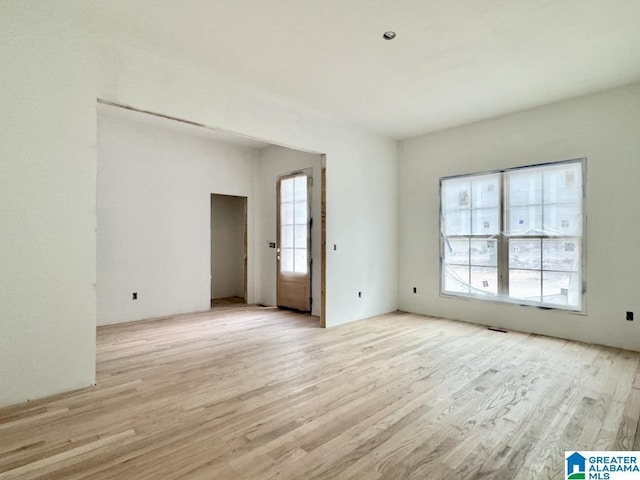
[276,168,313,312]
[210,193,248,303]
[320,155,326,327]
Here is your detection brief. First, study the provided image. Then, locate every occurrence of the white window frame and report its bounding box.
[439,158,586,313]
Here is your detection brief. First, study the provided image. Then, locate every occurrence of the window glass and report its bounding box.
[441,159,584,311]
[279,174,309,274]
[444,265,470,294]
[470,266,498,295]
[509,269,542,301]
[444,238,470,265]
[294,249,308,274]
[470,239,497,267]
[509,239,541,270]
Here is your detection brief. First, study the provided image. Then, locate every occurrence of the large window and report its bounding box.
[440,159,585,311]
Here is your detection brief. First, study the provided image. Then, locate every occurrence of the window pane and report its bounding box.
[280,202,294,225]
[294,176,307,203]
[281,225,294,248]
[294,225,307,249]
[508,205,542,235]
[543,204,582,236]
[443,264,469,294]
[294,201,307,225]
[543,164,582,204]
[294,248,307,274]
[470,239,497,267]
[444,238,470,265]
[472,175,500,208]
[280,248,293,273]
[509,269,541,301]
[470,266,498,295]
[508,170,542,206]
[543,271,580,307]
[543,239,580,272]
[471,208,499,235]
[442,179,471,212]
[280,178,294,203]
[443,210,471,236]
[509,239,541,270]
[442,178,472,235]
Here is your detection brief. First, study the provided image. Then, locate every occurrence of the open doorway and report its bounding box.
[97,99,327,327]
[210,194,247,307]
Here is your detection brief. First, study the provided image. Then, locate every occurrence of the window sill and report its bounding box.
[439,291,587,316]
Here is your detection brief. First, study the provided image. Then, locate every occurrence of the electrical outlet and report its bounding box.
[627,311,634,321]
[413,287,417,294]
[132,292,138,300]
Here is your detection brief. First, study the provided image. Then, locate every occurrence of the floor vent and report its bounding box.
[487,327,508,333]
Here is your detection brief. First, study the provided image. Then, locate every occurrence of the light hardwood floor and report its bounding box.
[1,306,640,479]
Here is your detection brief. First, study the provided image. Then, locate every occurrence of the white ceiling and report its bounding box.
[77,0,640,139]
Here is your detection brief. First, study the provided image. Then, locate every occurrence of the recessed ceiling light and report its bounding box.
[382,31,397,40]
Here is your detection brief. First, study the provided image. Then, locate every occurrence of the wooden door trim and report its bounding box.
[243,197,248,302]
[320,156,326,328]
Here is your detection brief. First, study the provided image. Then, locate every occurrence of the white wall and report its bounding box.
[0,5,98,408]
[211,194,246,300]
[0,5,397,407]
[399,83,640,351]
[97,107,257,325]
[91,25,398,329]
[255,146,322,315]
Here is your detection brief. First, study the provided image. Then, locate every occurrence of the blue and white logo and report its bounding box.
[567,452,586,479]
[565,451,640,479]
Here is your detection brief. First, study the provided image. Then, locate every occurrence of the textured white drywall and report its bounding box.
[399,83,640,351]
[0,5,98,408]
[97,107,257,325]
[0,4,397,407]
